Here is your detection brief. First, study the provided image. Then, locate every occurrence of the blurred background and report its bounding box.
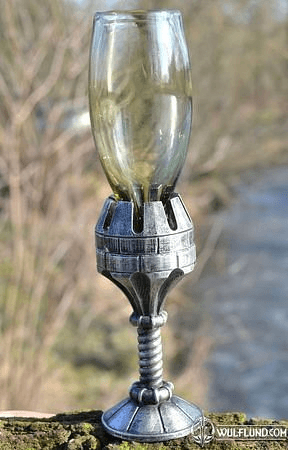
[0,0,287,418]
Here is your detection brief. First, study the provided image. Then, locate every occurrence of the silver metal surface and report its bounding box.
[95,194,202,442]
[95,194,196,316]
[102,396,202,442]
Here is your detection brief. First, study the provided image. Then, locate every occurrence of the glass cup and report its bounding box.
[89,10,193,214]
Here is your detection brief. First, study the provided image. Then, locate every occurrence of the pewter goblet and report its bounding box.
[89,9,202,442]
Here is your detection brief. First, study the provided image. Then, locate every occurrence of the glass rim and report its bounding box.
[94,9,182,23]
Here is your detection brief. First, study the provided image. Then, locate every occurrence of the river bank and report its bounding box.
[186,165,288,419]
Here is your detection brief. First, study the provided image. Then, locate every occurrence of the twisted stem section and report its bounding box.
[138,326,163,389]
[129,312,173,404]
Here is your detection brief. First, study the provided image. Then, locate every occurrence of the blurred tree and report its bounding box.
[0,0,99,410]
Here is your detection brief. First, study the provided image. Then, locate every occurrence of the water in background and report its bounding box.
[192,166,288,419]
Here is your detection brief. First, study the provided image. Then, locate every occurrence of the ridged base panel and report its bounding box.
[101,395,202,442]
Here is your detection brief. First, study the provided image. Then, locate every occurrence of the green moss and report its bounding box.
[81,422,94,432]
[108,442,165,450]
[0,411,287,449]
[208,411,247,425]
[67,434,100,449]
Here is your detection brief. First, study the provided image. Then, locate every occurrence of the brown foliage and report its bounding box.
[0,0,107,410]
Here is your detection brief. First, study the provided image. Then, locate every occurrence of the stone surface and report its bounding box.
[0,410,287,449]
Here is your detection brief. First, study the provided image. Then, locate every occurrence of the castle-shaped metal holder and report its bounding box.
[95,193,202,442]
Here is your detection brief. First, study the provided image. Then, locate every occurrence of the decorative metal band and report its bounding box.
[130,311,168,328]
[96,229,194,254]
[96,242,196,274]
[129,380,174,405]
[95,194,196,276]
[95,194,193,238]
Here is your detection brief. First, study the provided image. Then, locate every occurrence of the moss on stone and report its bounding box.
[0,411,287,449]
[107,442,164,450]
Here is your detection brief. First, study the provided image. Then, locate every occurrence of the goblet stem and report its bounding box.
[129,312,173,405]
[138,325,163,389]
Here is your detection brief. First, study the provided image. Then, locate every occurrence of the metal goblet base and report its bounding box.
[96,195,202,442]
[101,395,202,442]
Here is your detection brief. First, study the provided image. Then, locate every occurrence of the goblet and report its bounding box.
[89,9,202,442]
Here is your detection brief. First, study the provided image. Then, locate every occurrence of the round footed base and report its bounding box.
[101,395,202,442]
